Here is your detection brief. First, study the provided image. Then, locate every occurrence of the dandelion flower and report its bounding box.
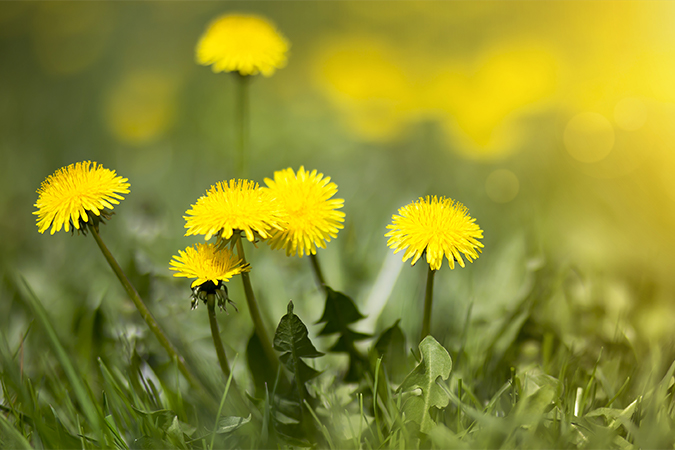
[170,243,250,310]
[34,161,130,235]
[196,13,289,77]
[386,196,484,271]
[170,243,250,289]
[264,166,345,257]
[184,179,283,243]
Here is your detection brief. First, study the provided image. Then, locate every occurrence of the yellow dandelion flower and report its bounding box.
[195,13,289,77]
[34,161,130,235]
[170,243,250,289]
[263,167,345,257]
[385,196,484,271]
[184,179,283,243]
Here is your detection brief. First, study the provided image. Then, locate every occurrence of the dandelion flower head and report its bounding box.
[195,13,289,77]
[34,161,130,235]
[263,166,345,257]
[184,179,283,243]
[170,243,250,289]
[385,195,484,271]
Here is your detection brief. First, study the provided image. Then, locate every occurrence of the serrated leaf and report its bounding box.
[316,288,366,335]
[273,301,323,404]
[273,301,323,362]
[315,287,370,381]
[397,336,453,433]
[371,320,409,383]
[216,415,251,434]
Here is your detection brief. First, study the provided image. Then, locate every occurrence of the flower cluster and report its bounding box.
[171,167,345,300]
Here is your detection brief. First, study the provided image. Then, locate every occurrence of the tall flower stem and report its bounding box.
[309,253,326,292]
[234,236,278,372]
[421,266,437,341]
[206,293,231,379]
[89,225,202,390]
[235,73,250,178]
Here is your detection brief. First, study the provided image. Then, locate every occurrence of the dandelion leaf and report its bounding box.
[273,301,323,387]
[371,319,409,383]
[397,336,453,433]
[316,287,370,380]
[317,287,367,335]
[216,414,251,433]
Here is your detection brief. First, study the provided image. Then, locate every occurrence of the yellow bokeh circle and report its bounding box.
[563,112,614,163]
[485,169,520,203]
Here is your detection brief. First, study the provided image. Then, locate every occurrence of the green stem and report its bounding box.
[235,73,250,178]
[235,236,278,372]
[206,293,231,379]
[89,225,201,390]
[421,265,436,341]
[309,253,326,292]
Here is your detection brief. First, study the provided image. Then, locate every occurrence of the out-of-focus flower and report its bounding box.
[170,243,250,289]
[264,166,345,257]
[184,179,283,244]
[34,161,130,234]
[195,13,289,77]
[385,195,483,271]
[103,70,178,145]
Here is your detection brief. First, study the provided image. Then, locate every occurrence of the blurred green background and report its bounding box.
[2,1,675,387]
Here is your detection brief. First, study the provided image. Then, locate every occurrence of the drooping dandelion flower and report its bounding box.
[34,161,130,234]
[170,243,250,289]
[195,13,289,77]
[184,179,283,244]
[170,242,250,313]
[264,166,345,257]
[386,195,484,271]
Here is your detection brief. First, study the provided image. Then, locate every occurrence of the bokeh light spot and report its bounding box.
[613,97,647,131]
[103,71,178,145]
[563,112,614,163]
[485,169,520,203]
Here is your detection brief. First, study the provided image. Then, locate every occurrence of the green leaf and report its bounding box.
[216,415,251,434]
[317,288,367,335]
[273,301,323,396]
[371,320,409,383]
[397,335,453,433]
[316,287,370,381]
[273,301,324,365]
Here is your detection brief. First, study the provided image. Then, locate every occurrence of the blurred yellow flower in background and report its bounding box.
[170,243,250,289]
[195,13,289,77]
[103,70,178,145]
[34,161,130,235]
[264,166,345,257]
[184,179,283,243]
[386,196,483,271]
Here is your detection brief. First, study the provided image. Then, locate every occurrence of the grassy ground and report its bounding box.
[2,2,675,449]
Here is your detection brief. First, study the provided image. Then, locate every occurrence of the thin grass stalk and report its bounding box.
[420,265,436,341]
[209,354,237,450]
[309,253,327,292]
[234,236,278,372]
[88,224,202,391]
[235,73,250,178]
[206,293,231,379]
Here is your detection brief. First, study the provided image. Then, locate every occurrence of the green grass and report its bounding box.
[2,248,674,449]
[2,3,675,448]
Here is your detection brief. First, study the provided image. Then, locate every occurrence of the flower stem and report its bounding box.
[235,236,278,372]
[309,253,326,292]
[206,293,231,379]
[89,225,201,390]
[235,73,250,178]
[421,265,436,341]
